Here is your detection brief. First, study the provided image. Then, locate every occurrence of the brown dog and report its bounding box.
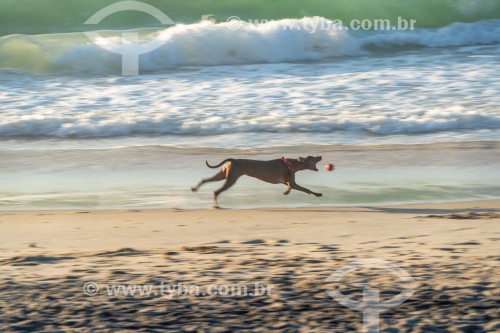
[191,156,323,208]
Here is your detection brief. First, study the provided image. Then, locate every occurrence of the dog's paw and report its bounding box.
[191,187,197,192]
[315,193,323,197]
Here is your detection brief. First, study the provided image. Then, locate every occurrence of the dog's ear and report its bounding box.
[297,157,306,163]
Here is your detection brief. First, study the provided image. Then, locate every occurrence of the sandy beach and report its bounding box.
[2,1,500,332]
[1,200,498,332]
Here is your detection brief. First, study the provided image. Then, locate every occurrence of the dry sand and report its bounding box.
[0,200,499,332]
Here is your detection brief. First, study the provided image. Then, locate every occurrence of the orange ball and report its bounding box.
[325,163,334,171]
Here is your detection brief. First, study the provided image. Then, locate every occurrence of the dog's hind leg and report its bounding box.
[212,175,240,208]
[283,183,291,195]
[191,171,226,192]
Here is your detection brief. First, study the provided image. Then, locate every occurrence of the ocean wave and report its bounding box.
[1,18,500,73]
[1,107,499,138]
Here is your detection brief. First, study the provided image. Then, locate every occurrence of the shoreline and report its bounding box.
[2,141,499,211]
[2,197,500,213]
[2,6,499,331]
[2,138,499,151]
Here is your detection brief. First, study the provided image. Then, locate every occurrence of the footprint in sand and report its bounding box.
[432,247,456,252]
[421,212,500,219]
[241,239,266,244]
[360,240,378,244]
[240,239,289,245]
[452,241,481,246]
[182,246,229,254]
[96,248,143,257]
[2,255,74,266]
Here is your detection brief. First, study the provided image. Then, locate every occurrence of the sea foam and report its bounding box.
[1,18,500,73]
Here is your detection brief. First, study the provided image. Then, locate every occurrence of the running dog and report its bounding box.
[191,156,322,208]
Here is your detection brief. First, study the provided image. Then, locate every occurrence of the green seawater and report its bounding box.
[1,0,500,36]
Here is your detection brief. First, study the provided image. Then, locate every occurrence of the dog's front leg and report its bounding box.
[290,181,322,197]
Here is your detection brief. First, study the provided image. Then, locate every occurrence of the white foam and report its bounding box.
[2,18,500,73]
[1,50,499,140]
[53,18,361,72]
[51,18,500,73]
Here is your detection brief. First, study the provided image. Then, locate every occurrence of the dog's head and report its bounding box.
[297,156,322,171]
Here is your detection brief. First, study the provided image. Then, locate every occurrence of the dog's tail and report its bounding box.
[206,158,234,168]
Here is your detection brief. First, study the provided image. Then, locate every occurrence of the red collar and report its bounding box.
[281,157,295,184]
[281,157,295,173]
